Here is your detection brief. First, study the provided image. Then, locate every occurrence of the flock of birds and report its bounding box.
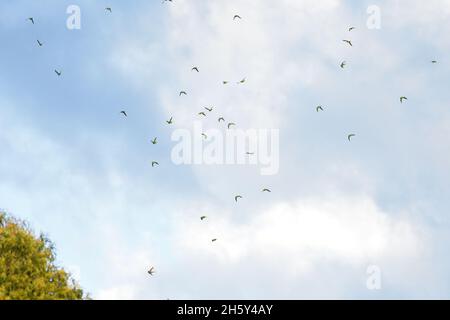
[25,5,439,279]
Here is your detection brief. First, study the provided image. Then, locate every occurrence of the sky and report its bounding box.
[1,0,450,299]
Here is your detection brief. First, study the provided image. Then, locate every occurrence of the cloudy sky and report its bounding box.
[1,0,450,299]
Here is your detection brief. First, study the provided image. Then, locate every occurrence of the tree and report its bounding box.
[0,211,88,300]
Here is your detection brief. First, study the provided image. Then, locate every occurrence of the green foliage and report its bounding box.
[0,211,88,300]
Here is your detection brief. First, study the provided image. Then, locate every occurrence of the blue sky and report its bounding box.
[1,0,450,299]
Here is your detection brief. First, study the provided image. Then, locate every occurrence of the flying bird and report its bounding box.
[316,106,324,112]
[179,91,187,96]
[246,152,255,155]
[151,161,159,167]
[238,78,246,84]
[37,40,43,47]
[192,67,199,72]
[262,188,271,193]
[233,15,242,20]
[205,107,213,112]
[218,117,225,122]
[148,267,155,276]
[348,134,356,142]
[198,112,207,117]
[211,239,217,242]
[223,81,229,85]
[343,39,353,47]
[54,70,62,76]
[151,137,158,145]
[201,133,208,140]
[120,111,127,117]
[340,61,347,69]
[227,123,236,129]
[349,26,356,32]
[431,60,438,64]
[166,117,173,124]
[200,216,207,221]
[234,195,243,202]
[105,7,112,13]
[400,96,408,103]
[28,17,34,24]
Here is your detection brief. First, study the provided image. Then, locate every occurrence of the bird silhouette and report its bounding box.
[348,134,356,142]
[349,26,356,32]
[28,17,34,24]
[151,137,158,145]
[198,112,207,117]
[151,161,159,167]
[238,78,246,84]
[120,111,127,117]
[233,15,242,20]
[340,61,347,69]
[201,133,208,140]
[192,67,199,72]
[316,106,324,112]
[211,239,217,242]
[148,267,155,276]
[218,117,225,122]
[200,216,207,221]
[105,7,112,13]
[235,195,243,202]
[400,96,408,103]
[166,117,173,124]
[262,189,271,193]
[343,40,353,47]
[37,40,43,47]
[205,107,213,112]
[227,123,236,129]
[223,81,229,85]
[179,91,187,96]
[54,70,62,76]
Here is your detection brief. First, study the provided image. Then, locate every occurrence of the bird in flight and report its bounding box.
[238,78,246,84]
[166,117,173,124]
[28,17,34,24]
[151,161,159,167]
[348,134,356,142]
[218,117,225,122]
[198,112,207,117]
[233,15,242,20]
[227,123,236,129]
[148,267,155,276]
[201,133,208,140]
[211,239,217,242]
[120,111,127,117]
[192,67,199,72]
[235,195,243,202]
[205,107,213,112]
[54,70,62,76]
[349,26,356,32]
[223,81,229,85]
[340,61,347,69]
[246,152,255,155]
[431,60,438,64]
[105,7,112,13]
[316,106,324,112]
[37,40,43,47]
[200,216,207,221]
[262,188,271,193]
[400,96,408,103]
[179,91,187,96]
[151,137,158,145]
[343,40,353,47]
